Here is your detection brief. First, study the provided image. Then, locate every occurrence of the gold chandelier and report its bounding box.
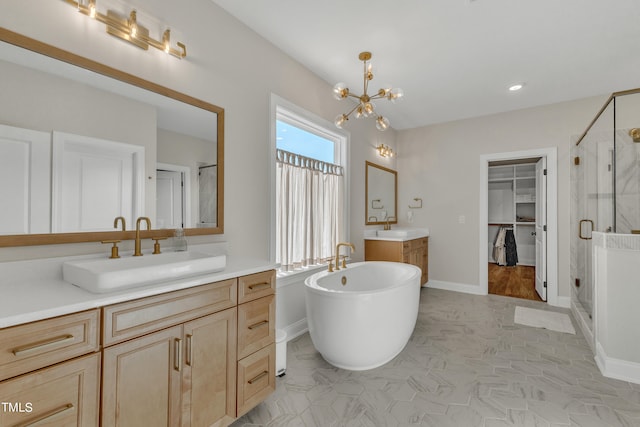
[333,51,403,131]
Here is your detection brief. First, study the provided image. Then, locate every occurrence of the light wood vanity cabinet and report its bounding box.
[0,309,101,426]
[365,237,429,285]
[1,268,275,427]
[101,269,275,426]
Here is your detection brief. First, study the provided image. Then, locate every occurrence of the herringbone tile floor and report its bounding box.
[231,288,640,426]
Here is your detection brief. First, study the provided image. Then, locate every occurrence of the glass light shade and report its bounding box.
[376,116,390,131]
[355,105,364,119]
[333,82,349,100]
[334,114,347,128]
[364,102,375,116]
[389,88,404,103]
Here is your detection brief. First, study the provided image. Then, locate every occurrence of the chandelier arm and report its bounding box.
[346,93,361,100]
[343,103,361,119]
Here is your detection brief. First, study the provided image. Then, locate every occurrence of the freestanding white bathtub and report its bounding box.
[304,261,421,370]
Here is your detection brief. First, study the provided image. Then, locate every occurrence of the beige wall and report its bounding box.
[396,96,606,297]
[0,1,395,261]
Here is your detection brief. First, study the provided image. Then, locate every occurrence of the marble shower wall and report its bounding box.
[615,129,640,234]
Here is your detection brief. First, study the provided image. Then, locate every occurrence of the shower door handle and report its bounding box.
[579,219,594,240]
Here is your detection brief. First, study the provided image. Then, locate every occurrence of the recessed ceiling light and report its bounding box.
[508,83,525,92]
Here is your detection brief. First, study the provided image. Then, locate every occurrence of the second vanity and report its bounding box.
[364,228,429,285]
[0,243,275,427]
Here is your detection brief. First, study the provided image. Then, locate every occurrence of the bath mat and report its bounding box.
[514,306,575,334]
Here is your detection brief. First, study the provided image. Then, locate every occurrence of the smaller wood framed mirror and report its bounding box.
[365,161,397,225]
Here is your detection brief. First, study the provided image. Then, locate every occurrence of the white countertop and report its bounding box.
[0,244,275,328]
[363,227,429,241]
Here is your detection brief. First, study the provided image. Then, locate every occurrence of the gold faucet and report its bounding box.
[133,217,151,256]
[333,242,355,271]
[384,216,396,230]
[114,216,126,231]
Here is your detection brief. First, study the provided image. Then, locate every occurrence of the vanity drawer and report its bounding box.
[238,270,275,304]
[0,352,100,427]
[237,343,275,417]
[0,309,99,381]
[103,279,237,346]
[238,295,275,359]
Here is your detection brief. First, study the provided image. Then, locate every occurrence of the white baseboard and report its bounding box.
[571,298,594,351]
[281,318,308,342]
[595,342,640,385]
[426,280,486,295]
[555,296,571,309]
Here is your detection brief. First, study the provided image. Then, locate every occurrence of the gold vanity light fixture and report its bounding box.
[333,51,404,131]
[65,0,187,59]
[376,143,394,158]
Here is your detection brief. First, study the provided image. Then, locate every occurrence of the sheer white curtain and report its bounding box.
[276,149,344,272]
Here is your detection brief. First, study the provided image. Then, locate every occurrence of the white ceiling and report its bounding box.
[212,0,640,130]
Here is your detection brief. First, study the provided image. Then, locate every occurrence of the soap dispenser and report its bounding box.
[174,227,188,252]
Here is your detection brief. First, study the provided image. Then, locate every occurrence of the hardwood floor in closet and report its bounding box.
[488,263,542,302]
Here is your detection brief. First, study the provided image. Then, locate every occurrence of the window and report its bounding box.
[272,99,348,272]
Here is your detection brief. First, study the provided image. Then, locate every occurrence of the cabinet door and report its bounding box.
[182,308,237,427]
[0,353,100,427]
[102,325,183,427]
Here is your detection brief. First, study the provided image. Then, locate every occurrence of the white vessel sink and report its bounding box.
[376,229,424,238]
[63,251,226,294]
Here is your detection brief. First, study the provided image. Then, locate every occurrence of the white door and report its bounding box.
[0,124,51,234]
[535,157,547,301]
[156,169,184,229]
[51,132,144,232]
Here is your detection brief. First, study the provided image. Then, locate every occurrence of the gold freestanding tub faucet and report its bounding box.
[333,242,355,271]
[134,217,151,256]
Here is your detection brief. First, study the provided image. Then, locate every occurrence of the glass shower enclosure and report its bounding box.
[571,90,640,329]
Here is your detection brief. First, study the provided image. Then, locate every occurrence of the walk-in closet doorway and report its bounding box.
[479,148,559,306]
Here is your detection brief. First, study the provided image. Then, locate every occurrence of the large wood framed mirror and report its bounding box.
[365,161,397,226]
[0,28,224,247]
